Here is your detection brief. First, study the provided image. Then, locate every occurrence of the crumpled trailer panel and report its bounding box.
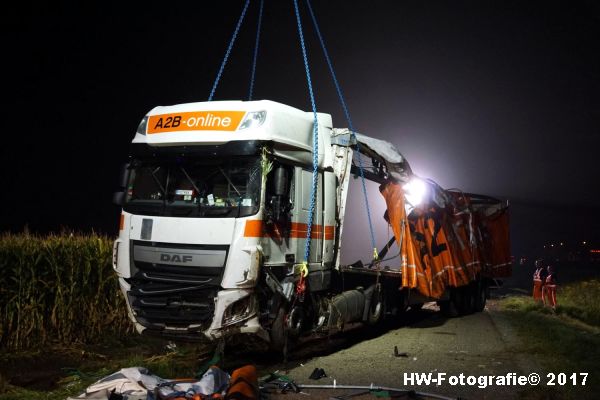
[381,182,510,299]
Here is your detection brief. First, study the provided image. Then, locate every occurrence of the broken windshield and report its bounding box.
[124,156,261,218]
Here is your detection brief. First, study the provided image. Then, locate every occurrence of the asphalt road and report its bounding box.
[257,262,599,399]
[264,302,529,400]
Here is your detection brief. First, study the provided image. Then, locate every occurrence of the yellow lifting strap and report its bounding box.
[299,262,309,278]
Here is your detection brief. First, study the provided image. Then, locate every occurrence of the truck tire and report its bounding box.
[439,300,457,317]
[458,285,475,315]
[474,279,487,312]
[269,307,288,352]
[367,286,383,325]
[440,288,460,317]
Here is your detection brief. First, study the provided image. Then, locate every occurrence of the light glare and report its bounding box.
[403,178,427,207]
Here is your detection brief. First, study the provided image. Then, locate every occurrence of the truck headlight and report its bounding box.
[403,178,428,207]
[239,111,266,130]
[136,116,148,135]
[221,295,257,327]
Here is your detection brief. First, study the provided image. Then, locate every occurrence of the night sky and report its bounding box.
[2,1,599,260]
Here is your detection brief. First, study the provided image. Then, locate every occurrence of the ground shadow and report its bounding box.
[222,307,451,373]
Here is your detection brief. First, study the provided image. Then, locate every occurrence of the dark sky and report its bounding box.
[2,1,599,257]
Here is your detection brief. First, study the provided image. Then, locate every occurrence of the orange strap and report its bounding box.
[226,365,258,400]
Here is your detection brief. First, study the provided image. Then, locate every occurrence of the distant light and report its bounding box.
[560,242,564,246]
[583,241,587,245]
[591,249,600,254]
[543,245,546,249]
[551,244,554,247]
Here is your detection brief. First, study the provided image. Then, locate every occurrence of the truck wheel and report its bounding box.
[474,279,487,312]
[269,307,287,352]
[367,286,383,325]
[458,285,475,315]
[440,289,459,317]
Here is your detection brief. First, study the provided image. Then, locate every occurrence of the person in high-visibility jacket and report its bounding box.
[532,259,546,301]
[543,265,558,309]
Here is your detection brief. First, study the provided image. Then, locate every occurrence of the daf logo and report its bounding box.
[160,253,193,263]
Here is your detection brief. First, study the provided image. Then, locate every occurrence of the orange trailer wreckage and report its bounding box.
[381,182,511,301]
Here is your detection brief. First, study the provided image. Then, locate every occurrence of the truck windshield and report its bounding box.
[124,156,261,218]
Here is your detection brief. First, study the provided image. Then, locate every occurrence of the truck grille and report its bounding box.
[127,240,228,330]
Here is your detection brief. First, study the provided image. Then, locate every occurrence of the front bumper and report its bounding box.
[118,278,269,342]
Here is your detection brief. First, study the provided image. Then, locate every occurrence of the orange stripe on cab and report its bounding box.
[244,220,335,240]
[324,225,335,240]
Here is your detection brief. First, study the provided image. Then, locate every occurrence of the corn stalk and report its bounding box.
[0,232,133,350]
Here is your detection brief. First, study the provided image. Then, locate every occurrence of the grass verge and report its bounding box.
[497,279,600,400]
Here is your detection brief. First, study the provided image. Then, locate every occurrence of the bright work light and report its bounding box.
[239,111,267,130]
[403,177,428,207]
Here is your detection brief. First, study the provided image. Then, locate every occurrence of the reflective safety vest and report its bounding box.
[543,274,558,307]
[533,268,544,282]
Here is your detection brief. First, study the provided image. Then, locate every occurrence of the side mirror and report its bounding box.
[113,162,130,206]
[118,162,130,188]
[113,191,125,206]
[274,166,288,196]
[270,166,290,223]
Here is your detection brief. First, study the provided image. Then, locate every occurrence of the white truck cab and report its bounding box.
[113,99,509,348]
[113,100,367,344]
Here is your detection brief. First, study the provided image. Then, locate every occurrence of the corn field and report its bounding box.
[0,232,133,350]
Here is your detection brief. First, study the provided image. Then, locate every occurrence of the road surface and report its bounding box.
[254,301,536,400]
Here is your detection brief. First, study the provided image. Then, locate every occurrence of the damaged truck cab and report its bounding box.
[113,100,511,349]
[113,100,349,343]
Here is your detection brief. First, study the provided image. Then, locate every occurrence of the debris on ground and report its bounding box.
[393,346,408,358]
[66,365,258,400]
[308,368,327,380]
[259,372,301,395]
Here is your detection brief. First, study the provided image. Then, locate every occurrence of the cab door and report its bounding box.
[298,168,323,264]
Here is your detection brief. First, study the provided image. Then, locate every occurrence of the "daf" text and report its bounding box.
[160,253,192,263]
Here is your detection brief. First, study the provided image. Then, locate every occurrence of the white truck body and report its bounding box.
[113,99,505,347]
